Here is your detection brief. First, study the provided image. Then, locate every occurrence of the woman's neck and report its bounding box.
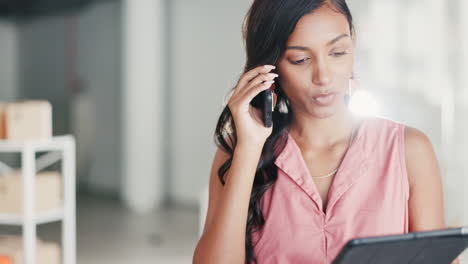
[288,109,355,150]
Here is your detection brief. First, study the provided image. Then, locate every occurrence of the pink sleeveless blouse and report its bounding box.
[252,117,409,263]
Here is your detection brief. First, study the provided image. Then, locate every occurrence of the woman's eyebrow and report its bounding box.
[286,33,350,51]
[326,33,349,46]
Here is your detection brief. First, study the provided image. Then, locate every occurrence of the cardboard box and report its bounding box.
[0,104,6,140]
[0,236,60,264]
[5,101,52,141]
[0,256,12,264]
[0,171,62,214]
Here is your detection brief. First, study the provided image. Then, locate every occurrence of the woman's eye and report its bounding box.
[291,58,309,65]
[331,51,347,57]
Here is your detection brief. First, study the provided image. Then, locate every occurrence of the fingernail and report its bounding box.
[264,81,275,85]
[264,65,276,70]
[266,73,278,79]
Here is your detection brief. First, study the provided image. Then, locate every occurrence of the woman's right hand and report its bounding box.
[227,65,278,148]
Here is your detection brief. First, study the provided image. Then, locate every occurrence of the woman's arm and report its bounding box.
[405,126,459,264]
[193,65,276,263]
[192,143,263,264]
[405,126,445,231]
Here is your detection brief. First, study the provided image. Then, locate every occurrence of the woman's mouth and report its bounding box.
[312,92,337,106]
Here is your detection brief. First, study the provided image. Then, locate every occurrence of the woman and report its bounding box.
[193,0,457,263]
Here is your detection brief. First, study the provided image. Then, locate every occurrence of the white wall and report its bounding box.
[17,15,69,133]
[460,0,468,230]
[0,20,17,101]
[17,1,122,194]
[169,0,251,205]
[76,1,122,194]
[121,0,164,212]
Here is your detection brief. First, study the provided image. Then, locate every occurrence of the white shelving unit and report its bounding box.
[0,136,76,264]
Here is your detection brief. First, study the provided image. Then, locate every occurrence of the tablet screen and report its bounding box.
[333,227,468,264]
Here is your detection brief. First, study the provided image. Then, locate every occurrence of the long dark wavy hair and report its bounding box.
[214,0,355,263]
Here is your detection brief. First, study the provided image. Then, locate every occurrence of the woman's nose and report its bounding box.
[312,57,332,87]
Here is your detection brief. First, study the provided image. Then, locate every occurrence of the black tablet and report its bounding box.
[333,227,468,264]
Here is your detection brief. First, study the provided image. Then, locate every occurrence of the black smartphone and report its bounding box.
[250,83,273,128]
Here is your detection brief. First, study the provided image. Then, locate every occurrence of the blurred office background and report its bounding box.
[0,0,468,263]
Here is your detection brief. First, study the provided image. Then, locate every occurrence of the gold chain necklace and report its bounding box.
[311,121,356,179]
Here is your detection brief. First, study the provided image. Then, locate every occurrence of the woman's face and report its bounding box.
[277,4,354,119]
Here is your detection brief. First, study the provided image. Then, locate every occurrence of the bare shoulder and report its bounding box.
[404,126,433,152]
[404,126,445,231]
[404,126,439,186]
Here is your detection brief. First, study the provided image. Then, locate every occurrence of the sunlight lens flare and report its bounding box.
[349,90,381,116]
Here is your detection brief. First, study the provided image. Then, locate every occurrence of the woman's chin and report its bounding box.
[310,109,337,119]
[308,102,348,119]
